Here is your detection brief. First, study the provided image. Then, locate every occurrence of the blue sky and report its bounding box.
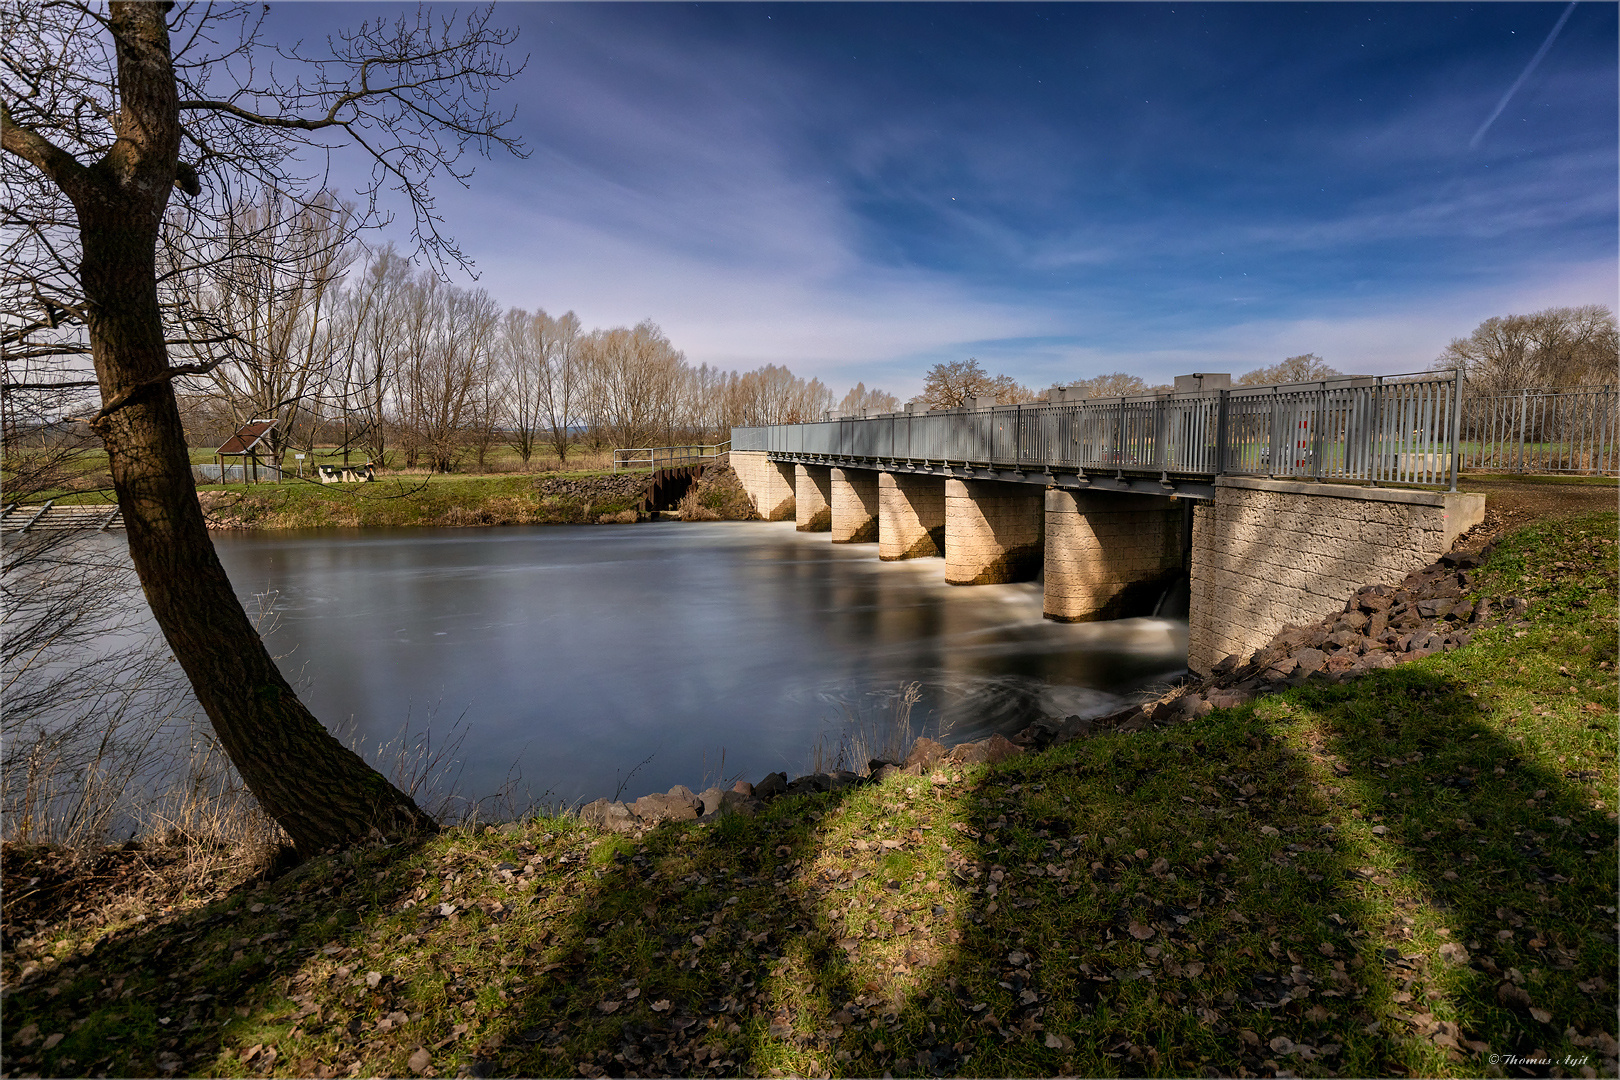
[268,2,1617,399]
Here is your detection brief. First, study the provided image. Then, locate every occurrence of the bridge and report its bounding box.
[730,371,1485,675]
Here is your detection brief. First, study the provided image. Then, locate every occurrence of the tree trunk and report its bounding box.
[70,4,436,857]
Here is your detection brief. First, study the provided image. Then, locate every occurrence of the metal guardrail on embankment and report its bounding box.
[734,371,1463,489]
[1460,385,1618,476]
[0,501,124,533]
[612,442,730,472]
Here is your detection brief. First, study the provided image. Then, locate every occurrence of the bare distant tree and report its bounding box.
[988,373,1041,405]
[500,307,583,464]
[838,382,901,415]
[395,275,499,473]
[919,357,993,409]
[1,0,525,854]
[171,190,357,471]
[581,320,688,448]
[1437,306,1617,392]
[1237,353,1342,386]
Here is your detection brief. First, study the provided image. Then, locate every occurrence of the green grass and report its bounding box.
[3,513,1615,1078]
[4,446,638,526]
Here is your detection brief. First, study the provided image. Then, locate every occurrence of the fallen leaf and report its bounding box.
[41,1033,64,1051]
[13,1024,38,1047]
[408,1047,431,1074]
[651,999,671,1012]
[1045,1032,1074,1050]
[1529,1007,1552,1024]
[768,1022,793,1038]
[1128,921,1155,940]
[1305,1005,1331,1023]
[1259,826,1280,838]
[596,1000,621,1014]
[1239,1029,1260,1046]
[1269,1036,1296,1054]
[1438,942,1470,966]
[366,971,383,989]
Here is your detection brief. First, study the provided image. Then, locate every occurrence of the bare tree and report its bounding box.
[919,357,992,409]
[1237,353,1342,386]
[499,307,583,464]
[395,273,498,472]
[1437,306,1617,392]
[837,382,901,415]
[171,189,356,472]
[987,373,1040,405]
[1,0,525,854]
[1057,372,1164,398]
[580,320,687,448]
[329,245,413,467]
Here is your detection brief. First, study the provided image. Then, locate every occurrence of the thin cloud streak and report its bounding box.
[1469,1,1580,149]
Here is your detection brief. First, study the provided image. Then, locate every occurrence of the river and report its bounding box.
[211,521,1188,809]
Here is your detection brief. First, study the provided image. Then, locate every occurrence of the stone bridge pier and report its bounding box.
[878,472,944,560]
[830,468,879,543]
[1044,490,1185,622]
[945,479,1044,585]
[794,464,832,531]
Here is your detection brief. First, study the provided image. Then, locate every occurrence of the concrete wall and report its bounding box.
[795,464,832,532]
[945,478,1044,585]
[878,472,946,560]
[729,450,796,521]
[1188,476,1485,674]
[830,468,880,543]
[1044,489,1184,622]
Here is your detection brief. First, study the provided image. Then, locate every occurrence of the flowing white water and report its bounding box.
[212,521,1188,807]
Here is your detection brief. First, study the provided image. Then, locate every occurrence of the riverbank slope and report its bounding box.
[4,508,1614,1079]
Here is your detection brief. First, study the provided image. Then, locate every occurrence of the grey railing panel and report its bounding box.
[1460,385,1617,475]
[730,371,1465,488]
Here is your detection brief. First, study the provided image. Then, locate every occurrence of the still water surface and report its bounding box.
[214,522,1188,807]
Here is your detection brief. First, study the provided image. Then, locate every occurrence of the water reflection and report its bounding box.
[214,522,1188,806]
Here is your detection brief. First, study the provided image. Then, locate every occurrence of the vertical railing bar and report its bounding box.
[1448,369,1462,491]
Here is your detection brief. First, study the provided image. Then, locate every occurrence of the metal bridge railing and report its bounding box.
[1460,385,1618,476]
[732,371,1463,488]
[612,441,731,473]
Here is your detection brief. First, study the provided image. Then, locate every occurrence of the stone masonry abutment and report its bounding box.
[1044,489,1185,622]
[830,468,880,544]
[794,464,833,532]
[1188,477,1485,675]
[878,472,946,560]
[945,478,1044,585]
[729,451,795,521]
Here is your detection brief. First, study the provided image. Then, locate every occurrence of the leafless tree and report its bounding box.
[1237,353,1342,386]
[169,189,357,472]
[2,0,525,854]
[579,320,687,448]
[499,306,583,464]
[837,382,901,416]
[1436,306,1617,392]
[918,357,992,409]
[1056,372,1171,398]
[394,272,499,472]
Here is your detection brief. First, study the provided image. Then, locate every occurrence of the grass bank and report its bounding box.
[187,472,652,530]
[3,510,1614,1078]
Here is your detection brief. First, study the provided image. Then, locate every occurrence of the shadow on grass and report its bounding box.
[2,675,1612,1079]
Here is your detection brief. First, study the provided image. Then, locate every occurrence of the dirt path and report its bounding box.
[1458,473,1617,535]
